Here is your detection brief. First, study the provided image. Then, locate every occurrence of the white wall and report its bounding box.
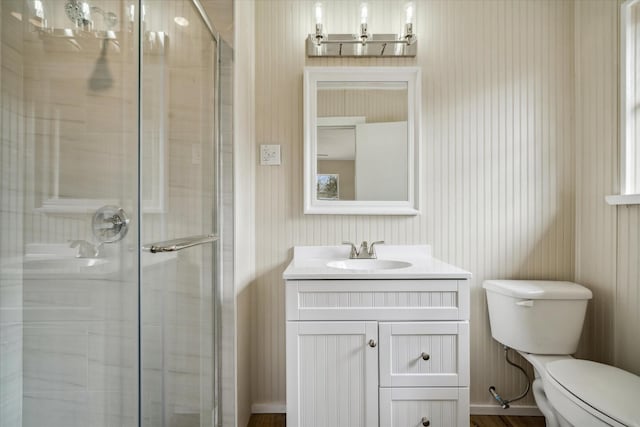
[248,0,576,414]
[234,1,256,426]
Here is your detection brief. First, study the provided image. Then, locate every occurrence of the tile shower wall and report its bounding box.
[1,1,25,424]
[15,1,140,425]
[251,0,576,412]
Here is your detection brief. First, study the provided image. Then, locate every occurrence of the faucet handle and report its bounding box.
[342,241,359,258]
[368,241,385,257]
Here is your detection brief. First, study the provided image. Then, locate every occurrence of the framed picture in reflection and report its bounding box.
[317,174,339,200]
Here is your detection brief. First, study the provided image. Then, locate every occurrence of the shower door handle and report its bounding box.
[142,234,218,253]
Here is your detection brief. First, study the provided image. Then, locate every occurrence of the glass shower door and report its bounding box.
[139,1,219,426]
[1,1,140,426]
[0,1,220,426]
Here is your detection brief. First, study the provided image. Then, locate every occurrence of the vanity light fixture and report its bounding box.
[307,1,417,57]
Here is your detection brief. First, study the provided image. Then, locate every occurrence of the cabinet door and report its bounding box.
[286,321,378,427]
[379,322,469,387]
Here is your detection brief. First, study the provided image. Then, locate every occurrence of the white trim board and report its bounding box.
[605,194,640,205]
[470,404,543,417]
[251,402,542,417]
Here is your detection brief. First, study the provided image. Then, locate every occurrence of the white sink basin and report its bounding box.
[326,259,412,271]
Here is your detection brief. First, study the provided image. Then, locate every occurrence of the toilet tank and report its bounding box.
[483,280,593,355]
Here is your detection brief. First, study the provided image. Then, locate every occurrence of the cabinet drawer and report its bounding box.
[380,387,469,427]
[286,280,469,321]
[379,322,469,387]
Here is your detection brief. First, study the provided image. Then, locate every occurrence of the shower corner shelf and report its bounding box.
[35,198,166,215]
[35,198,120,215]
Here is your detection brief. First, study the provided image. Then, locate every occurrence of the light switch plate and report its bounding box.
[260,144,281,165]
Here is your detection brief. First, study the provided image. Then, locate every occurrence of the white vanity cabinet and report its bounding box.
[285,249,471,427]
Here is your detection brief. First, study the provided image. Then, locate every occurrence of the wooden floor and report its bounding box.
[470,415,546,427]
[248,414,546,427]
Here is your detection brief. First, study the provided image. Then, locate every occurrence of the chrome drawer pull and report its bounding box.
[368,339,377,348]
[421,417,430,426]
[421,352,430,361]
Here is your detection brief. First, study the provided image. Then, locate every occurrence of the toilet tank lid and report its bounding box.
[547,359,640,427]
[482,280,593,300]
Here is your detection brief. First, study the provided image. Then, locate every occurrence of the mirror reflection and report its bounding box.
[316,81,408,201]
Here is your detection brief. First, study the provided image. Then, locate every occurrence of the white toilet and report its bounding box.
[483,280,640,427]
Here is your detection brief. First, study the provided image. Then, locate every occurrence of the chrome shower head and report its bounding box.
[64,1,118,29]
[64,0,91,27]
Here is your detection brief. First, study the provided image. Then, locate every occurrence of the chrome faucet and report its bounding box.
[69,240,102,258]
[342,240,385,259]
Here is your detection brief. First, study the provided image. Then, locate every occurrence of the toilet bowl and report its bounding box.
[483,280,640,427]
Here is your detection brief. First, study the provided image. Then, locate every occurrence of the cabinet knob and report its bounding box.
[421,352,430,361]
[421,417,430,426]
[368,339,377,348]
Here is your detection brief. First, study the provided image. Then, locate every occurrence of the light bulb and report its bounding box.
[405,2,414,24]
[81,2,90,17]
[315,2,323,25]
[360,3,368,25]
[34,0,44,18]
[402,1,416,41]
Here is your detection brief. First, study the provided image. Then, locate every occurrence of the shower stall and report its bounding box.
[0,1,233,426]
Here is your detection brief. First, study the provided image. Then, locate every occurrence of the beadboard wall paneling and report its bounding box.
[252,0,576,410]
[615,206,640,375]
[317,89,408,121]
[575,0,640,376]
[573,0,618,365]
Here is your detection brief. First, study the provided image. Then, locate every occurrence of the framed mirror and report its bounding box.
[303,67,421,215]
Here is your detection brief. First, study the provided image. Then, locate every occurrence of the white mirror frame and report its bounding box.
[303,66,422,215]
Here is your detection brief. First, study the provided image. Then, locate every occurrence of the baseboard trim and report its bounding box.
[251,402,542,417]
[251,402,286,414]
[471,404,542,417]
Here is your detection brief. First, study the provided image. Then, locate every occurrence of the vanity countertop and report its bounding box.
[283,245,472,280]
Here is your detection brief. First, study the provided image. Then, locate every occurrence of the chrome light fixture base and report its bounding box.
[306,33,417,57]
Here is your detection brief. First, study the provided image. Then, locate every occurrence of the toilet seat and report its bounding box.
[546,359,640,427]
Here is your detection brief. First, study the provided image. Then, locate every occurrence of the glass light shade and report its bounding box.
[360,2,368,25]
[315,2,323,25]
[401,1,416,38]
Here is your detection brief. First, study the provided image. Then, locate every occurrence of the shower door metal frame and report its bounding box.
[136,1,225,426]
